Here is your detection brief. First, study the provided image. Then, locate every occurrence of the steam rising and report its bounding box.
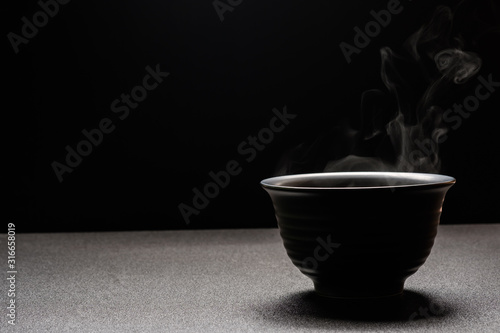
[378,5,481,173]
[279,5,483,175]
[434,49,481,84]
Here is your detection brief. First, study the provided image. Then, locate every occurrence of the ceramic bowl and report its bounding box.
[261,172,455,298]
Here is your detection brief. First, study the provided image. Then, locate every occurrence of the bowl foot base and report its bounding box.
[313,281,404,299]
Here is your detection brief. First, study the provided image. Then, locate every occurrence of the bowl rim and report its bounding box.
[260,171,456,191]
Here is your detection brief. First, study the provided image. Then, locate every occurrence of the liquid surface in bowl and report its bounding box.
[261,172,456,189]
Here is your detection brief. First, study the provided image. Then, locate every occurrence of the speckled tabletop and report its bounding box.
[1,224,499,332]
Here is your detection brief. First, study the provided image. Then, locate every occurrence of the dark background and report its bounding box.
[6,0,500,232]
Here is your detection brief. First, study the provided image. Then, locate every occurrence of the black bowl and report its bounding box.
[261,172,455,298]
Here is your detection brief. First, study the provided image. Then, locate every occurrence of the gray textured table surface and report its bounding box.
[1,224,499,332]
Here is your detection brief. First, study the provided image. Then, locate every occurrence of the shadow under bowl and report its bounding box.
[261,172,455,299]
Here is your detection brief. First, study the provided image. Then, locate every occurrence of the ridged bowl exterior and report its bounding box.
[262,172,454,298]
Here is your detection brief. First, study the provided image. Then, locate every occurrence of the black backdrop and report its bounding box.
[6,0,500,232]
